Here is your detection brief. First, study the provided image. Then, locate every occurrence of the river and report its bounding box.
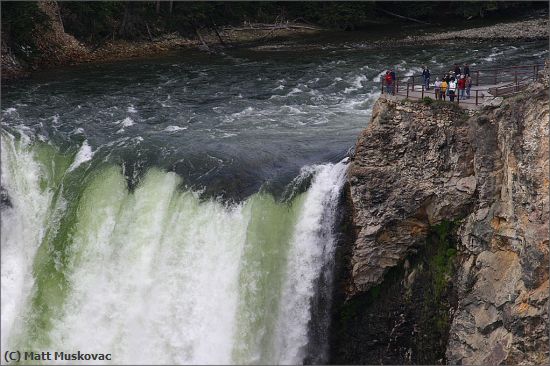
[1,37,547,364]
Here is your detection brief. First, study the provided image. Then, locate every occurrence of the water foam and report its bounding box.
[68,141,94,172]
[274,160,348,364]
[1,133,54,351]
[163,125,188,133]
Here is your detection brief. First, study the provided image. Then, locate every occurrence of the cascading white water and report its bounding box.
[1,133,54,352]
[0,131,348,365]
[274,162,347,364]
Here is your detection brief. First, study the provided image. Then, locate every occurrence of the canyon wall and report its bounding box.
[331,69,548,364]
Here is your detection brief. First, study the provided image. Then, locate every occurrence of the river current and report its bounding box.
[1,37,547,364]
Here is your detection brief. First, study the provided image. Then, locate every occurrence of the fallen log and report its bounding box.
[378,8,431,25]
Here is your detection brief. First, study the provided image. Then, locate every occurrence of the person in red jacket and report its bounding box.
[458,75,466,100]
[385,70,394,95]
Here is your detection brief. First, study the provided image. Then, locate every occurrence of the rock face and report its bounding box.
[340,70,548,364]
[347,99,475,295]
[447,74,549,365]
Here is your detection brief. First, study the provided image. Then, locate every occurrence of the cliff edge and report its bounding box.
[336,66,548,364]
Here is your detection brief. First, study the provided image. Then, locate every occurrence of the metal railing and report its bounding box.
[381,82,489,106]
[380,63,544,106]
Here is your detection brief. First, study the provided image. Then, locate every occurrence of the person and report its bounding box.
[390,68,396,93]
[434,77,442,100]
[454,64,461,76]
[448,77,457,102]
[440,78,448,101]
[463,63,470,77]
[465,74,472,99]
[385,70,394,95]
[422,66,426,85]
[458,75,466,100]
[422,66,431,90]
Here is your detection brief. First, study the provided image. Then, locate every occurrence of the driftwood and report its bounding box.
[378,8,431,25]
[145,22,154,42]
[55,1,65,33]
[225,23,320,32]
[195,28,210,51]
[195,27,225,55]
[209,16,226,46]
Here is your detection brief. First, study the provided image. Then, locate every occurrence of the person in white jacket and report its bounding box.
[448,78,457,102]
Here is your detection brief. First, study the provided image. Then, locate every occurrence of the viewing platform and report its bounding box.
[380,64,544,110]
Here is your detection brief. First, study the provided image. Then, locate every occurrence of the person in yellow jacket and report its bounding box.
[440,79,448,101]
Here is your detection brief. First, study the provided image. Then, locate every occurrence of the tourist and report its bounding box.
[434,77,442,100]
[458,75,466,100]
[422,66,431,90]
[390,68,396,93]
[385,70,394,95]
[440,78,448,101]
[454,64,461,76]
[466,74,472,99]
[448,77,457,102]
[421,66,426,85]
[463,63,470,77]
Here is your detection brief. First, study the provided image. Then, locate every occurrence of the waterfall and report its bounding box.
[0,131,347,364]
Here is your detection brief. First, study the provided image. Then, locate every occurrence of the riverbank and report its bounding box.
[1,24,324,81]
[2,10,547,82]
[404,17,548,43]
[0,1,324,82]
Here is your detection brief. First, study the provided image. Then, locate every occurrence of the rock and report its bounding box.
[341,64,549,364]
[447,67,549,366]
[483,96,504,108]
[0,186,11,210]
[456,175,477,194]
[346,98,475,294]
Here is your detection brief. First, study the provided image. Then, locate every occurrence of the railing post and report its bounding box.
[412,76,415,91]
[475,70,479,86]
[421,85,424,99]
[475,90,479,106]
[406,82,409,98]
[514,70,518,92]
[457,88,460,104]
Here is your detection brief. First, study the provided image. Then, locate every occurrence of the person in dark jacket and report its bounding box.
[422,66,431,90]
[454,64,461,76]
[463,63,470,76]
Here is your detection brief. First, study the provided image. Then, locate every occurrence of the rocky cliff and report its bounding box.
[331,69,548,364]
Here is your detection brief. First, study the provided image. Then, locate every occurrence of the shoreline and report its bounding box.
[399,17,548,44]
[1,15,547,82]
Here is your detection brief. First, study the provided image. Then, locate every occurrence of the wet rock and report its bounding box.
[0,186,11,210]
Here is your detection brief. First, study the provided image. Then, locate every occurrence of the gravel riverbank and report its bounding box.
[407,18,548,42]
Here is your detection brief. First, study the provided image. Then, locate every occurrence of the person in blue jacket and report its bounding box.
[422,66,431,90]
